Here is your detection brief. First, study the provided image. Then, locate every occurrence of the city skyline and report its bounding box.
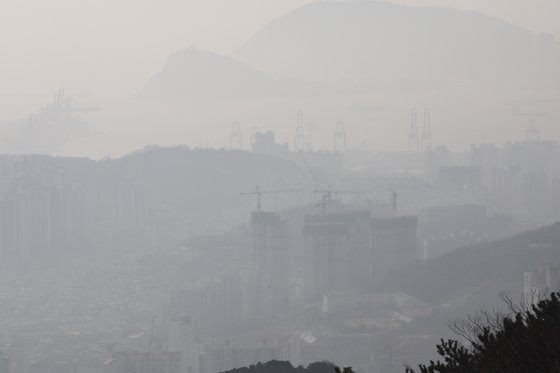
[1,1,560,372]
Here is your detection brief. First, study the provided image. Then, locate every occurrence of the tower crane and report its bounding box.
[147,315,156,354]
[240,185,302,212]
[298,150,370,214]
[313,187,334,215]
[390,189,398,216]
[313,187,371,215]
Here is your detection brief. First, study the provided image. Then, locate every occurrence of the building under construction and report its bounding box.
[303,211,418,301]
[251,211,291,314]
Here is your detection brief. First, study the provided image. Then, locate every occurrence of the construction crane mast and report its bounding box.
[313,188,334,216]
[240,186,302,212]
[146,315,156,354]
[390,189,398,216]
[313,187,371,215]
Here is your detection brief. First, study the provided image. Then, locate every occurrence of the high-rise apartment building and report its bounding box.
[371,216,418,282]
[251,211,291,313]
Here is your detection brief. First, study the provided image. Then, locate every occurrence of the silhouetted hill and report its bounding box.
[104,146,301,235]
[222,360,336,373]
[388,222,560,309]
[140,47,345,98]
[141,48,277,98]
[233,1,560,86]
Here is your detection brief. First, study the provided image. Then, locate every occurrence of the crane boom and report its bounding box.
[147,315,156,354]
[297,150,322,190]
[312,187,371,215]
[240,185,302,212]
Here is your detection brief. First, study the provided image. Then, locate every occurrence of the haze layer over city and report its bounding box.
[1,1,560,373]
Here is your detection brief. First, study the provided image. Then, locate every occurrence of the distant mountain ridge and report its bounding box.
[232,0,560,85]
[388,222,560,311]
[141,48,276,98]
[142,1,560,98]
[141,47,339,98]
[107,146,300,235]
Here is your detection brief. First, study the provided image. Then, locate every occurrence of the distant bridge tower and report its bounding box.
[408,108,420,152]
[294,108,305,151]
[421,108,432,151]
[527,120,540,142]
[334,121,347,152]
[230,122,243,150]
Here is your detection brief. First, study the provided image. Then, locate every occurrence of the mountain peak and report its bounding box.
[142,47,275,98]
[232,0,560,85]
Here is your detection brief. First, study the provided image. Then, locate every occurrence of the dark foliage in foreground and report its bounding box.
[221,360,337,373]
[407,292,560,372]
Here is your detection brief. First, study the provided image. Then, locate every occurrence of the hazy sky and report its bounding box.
[2,0,560,159]
[2,0,560,94]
